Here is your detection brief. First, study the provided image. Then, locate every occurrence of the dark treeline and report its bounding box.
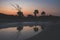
[0,10,60,22]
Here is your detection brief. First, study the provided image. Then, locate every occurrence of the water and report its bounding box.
[0,24,43,40]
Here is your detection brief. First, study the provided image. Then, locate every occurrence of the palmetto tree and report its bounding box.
[34,10,39,17]
[11,4,24,17]
[41,11,46,16]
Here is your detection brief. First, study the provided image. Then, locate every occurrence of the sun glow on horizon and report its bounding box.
[0,0,60,16]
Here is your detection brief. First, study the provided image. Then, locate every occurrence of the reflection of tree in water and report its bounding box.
[16,25,23,40]
[33,25,39,32]
[33,25,44,32]
[17,25,23,32]
[15,25,44,40]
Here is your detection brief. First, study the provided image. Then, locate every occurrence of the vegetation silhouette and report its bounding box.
[33,10,39,17]
[17,25,23,32]
[11,4,24,21]
[41,11,46,16]
[33,26,39,32]
[0,9,60,22]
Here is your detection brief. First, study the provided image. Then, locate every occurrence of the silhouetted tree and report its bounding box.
[11,4,24,18]
[41,11,46,16]
[27,15,33,18]
[34,10,39,17]
[17,11,24,17]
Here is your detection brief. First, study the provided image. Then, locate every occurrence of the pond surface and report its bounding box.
[0,25,43,40]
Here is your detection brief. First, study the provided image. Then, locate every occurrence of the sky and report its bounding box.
[0,0,60,16]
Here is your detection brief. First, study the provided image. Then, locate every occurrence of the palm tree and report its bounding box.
[11,4,24,17]
[41,11,46,16]
[34,10,39,17]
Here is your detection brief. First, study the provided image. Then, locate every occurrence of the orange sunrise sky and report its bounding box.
[0,0,60,16]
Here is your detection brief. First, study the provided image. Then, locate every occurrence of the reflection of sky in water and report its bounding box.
[0,26,42,40]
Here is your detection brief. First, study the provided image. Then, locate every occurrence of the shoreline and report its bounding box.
[26,23,60,40]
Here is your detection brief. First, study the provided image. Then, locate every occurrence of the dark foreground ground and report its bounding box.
[26,23,60,40]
